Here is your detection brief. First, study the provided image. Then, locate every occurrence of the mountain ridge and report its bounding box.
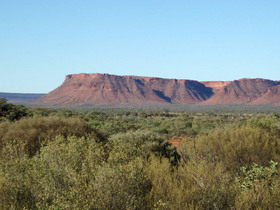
[31,73,280,106]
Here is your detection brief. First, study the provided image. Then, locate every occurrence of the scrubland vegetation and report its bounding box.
[1,98,280,209]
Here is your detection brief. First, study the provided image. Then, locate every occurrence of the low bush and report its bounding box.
[0,116,105,157]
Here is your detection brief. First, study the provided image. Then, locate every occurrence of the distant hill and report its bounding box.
[202,79,280,105]
[250,85,280,105]
[29,73,280,107]
[32,73,213,106]
[0,92,46,104]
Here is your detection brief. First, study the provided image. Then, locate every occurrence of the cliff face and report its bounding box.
[250,85,280,105]
[203,79,279,105]
[33,73,213,106]
[201,81,231,93]
[32,74,280,106]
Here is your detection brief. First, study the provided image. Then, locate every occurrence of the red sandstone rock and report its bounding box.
[33,73,213,106]
[202,78,279,105]
[32,74,280,106]
[201,81,231,93]
[250,85,280,105]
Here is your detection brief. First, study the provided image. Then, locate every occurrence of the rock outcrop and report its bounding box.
[32,74,280,106]
[201,81,231,93]
[33,73,213,106]
[250,85,280,105]
[203,79,279,105]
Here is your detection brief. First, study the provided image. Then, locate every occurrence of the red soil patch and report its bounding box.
[168,139,185,148]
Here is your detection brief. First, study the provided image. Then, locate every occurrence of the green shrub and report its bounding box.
[235,161,280,209]
[0,141,34,209]
[146,156,235,209]
[109,130,179,164]
[0,98,28,121]
[193,126,280,174]
[0,134,152,209]
[248,115,280,138]
[0,116,105,157]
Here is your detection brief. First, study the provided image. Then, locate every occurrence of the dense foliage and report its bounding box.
[1,98,280,209]
[0,98,28,121]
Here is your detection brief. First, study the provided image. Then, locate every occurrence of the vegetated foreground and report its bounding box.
[1,98,280,209]
[31,73,280,106]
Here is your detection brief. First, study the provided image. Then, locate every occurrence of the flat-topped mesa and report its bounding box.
[140,76,190,83]
[66,73,198,82]
[66,73,105,80]
[31,73,280,106]
[32,73,214,106]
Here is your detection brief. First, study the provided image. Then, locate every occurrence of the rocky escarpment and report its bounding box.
[203,78,279,105]
[201,81,231,93]
[33,73,214,106]
[32,74,280,106]
[250,85,280,105]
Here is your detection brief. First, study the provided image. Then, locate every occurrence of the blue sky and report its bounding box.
[1,0,280,93]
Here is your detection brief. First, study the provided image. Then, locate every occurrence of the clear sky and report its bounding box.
[1,0,280,93]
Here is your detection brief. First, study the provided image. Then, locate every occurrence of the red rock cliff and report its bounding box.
[33,73,213,106]
[32,74,280,106]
